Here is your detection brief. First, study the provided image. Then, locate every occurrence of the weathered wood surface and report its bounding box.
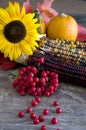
[0,0,86,130]
[0,68,86,130]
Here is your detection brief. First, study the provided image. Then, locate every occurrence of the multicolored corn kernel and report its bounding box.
[28,37,86,85]
[38,37,86,66]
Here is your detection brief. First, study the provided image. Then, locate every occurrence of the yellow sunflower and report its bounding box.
[0,1,40,60]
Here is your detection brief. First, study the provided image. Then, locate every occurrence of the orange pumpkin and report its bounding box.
[47,13,78,41]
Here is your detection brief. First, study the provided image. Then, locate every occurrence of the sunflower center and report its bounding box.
[4,20,26,43]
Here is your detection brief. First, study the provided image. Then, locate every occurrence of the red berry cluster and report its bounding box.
[12,57,59,97]
[13,58,61,130]
[18,96,62,130]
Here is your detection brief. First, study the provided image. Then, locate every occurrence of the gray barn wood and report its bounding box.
[0,69,86,130]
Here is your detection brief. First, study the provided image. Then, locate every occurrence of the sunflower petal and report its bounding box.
[14,2,20,17]
[20,6,26,19]
[21,13,35,23]
[13,45,19,60]
[32,41,39,47]
[20,40,33,55]
[0,8,11,23]
[3,42,11,58]
[6,1,19,20]
[0,39,7,51]
[0,24,4,30]
[30,41,38,49]
[9,44,15,60]
[14,44,22,59]
[25,32,40,42]
[8,2,16,18]
[0,34,5,41]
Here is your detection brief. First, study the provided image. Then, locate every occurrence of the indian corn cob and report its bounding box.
[39,37,86,66]
[28,37,86,85]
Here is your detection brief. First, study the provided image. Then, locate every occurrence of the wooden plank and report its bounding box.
[0,69,86,130]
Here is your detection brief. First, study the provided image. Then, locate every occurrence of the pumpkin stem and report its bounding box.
[61,13,67,17]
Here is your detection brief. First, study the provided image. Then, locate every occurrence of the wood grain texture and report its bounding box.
[0,0,86,130]
[0,68,86,130]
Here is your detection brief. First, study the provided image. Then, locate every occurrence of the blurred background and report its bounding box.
[0,0,86,14]
[0,0,86,27]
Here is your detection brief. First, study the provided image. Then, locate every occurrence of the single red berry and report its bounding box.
[50,90,54,95]
[33,77,39,83]
[18,111,24,118]
[26,65,31,70]
[30,112,36,119]
[21,86,27,91]
[39,115,45,122]
[30,81,36,87]
[31,66,38,74]
[51,117,58,124]
[43,109,49,115]
[21,67,26,72]
[26,107,33,113]
[49,72,55,76]
[28,72,34,78]
[48,85,54,91]
[46,70,49,74]
[35,97,41,103]
[32,91,37,96]
[39,57,44,64]
[24,81,28,87]
[17,76,22,81]
[36,87,41,93]
[31,87,36,92]
[20,91,26,96]
[12,80,18,87]
[27,89,32,94]
[53,101,59,106]
[45,91,50,97]
[41,71,47,77]
[54,83,59,88]
[31,100,38,107]
[16,87,21,92]
[57,128,61,130]
[50,72,58,78]
[39,78,46,86]
[33,118,39,124]
[54,87,58,91]
[44,77,48,82]
[37,91,42,96]
[51,72,58,78]
[28,77,33,83]
[41,86,45,92]
[51,79,58,84]
[19,70,23,75]
[56,108,62,114]
[19,80,24,86]
[41,125,47,130]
